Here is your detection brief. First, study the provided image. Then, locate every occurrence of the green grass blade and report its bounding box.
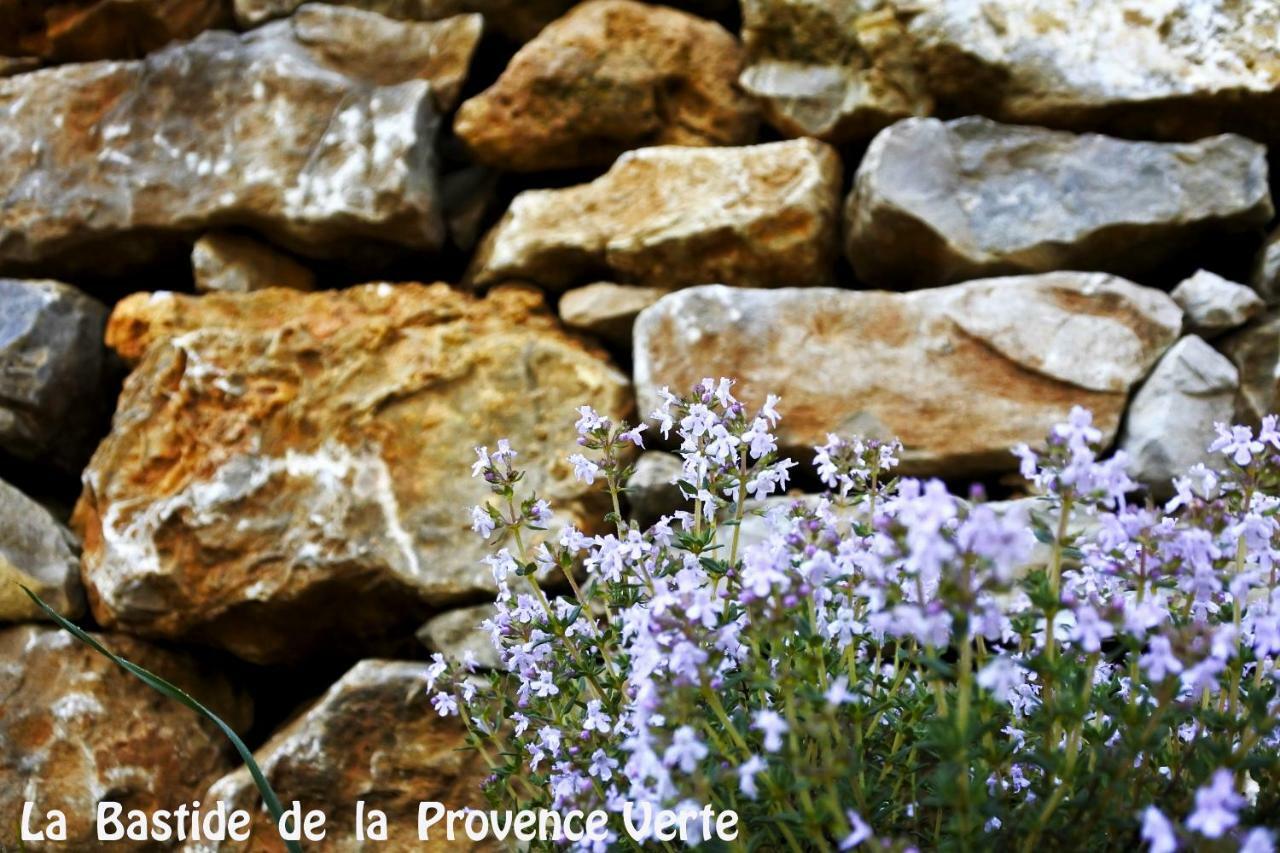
[20,585,303,853]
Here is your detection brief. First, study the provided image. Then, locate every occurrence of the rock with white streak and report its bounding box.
[0,279,109,470]
[908,0,1280,144]
[193,660,488,853]
[0,624,251,852]
[455,0,757,171]
[0,29,443,280]
[845,117,1273,289]
[1170,270,1264,338]
[1119,336,1238,494]
[77,284,630,664]
[470,139,843,291]
[559,283,669,346]
[738,0,930,143]
[635,274,1181,476]
[0,478,84,622]
[192,232,316,294]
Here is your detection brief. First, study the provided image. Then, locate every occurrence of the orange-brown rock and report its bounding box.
[234,0,571,44]
[79,284,630,664]
[0,0,229,63]
[190,659,489,853]
[635,274,1182,476]
[469,139,842,291]
[0,624,252,852]
[455,0,758,171]
[193,232,316,294]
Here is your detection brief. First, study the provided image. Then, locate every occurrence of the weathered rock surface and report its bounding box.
[0,30,443,280]
[1119,336,1238,494]
[635,274,1181,476]
[1170,270,1264,339]
[252,4,483,110]
[471,139,842,291]
[193,659,488,852]
[908,0,1280,144]
[0,624,252,851]
[1221,312,1280,426]
[559,282,669,346]
[0,279,109,470]
[0,478,83,622]
[455,0,757,172]
[0,56,40,77]
[624,450,685,526]
[234,0,572,43]
[738,0,930,143]
[417,603,499,669]
[1254,228,1280,306]
[0,0,228,63]
[193,232,316,294]
[78,284,629,664]
[845,117,1273,289]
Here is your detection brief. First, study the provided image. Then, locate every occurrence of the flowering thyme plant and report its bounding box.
[434,378,1280,851]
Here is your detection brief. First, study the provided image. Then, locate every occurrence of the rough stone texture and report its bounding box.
[1254,228,1280,306]
[0,29,443,280]
[470,139,843,291]
[635,274,1181,476]
[738,0,930,143]
[234,0,573,43]
[77,283,629,664]
[845,117,1273,290]
[0,0,229,63]
[624,450,686,526]
[252,4,483,111]
[455,0,757,172]
[193,232,317,294]
[193,659,488,853]
[1221,311,1280,427]
[909,0,1280,144]
[0,279,109,470]
[416,603,499,669]
[0,478,84,622]
[0,624,252,852]
[1119,336,1238,494]
[1170,270,1264,339]
[559,283,669,346]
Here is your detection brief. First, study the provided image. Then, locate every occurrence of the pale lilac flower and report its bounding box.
[1187,770,1244,838]
[1140,805,1177,853]
[737,754,766,799]
[431,692,458,717]
[839,810,872,849]
[470,505,496,538]
[568,453,599,484]
[1140,635,1183,681]
[1070,605,1114,653]
[1241,828,1276,853]
[620,423,647,447]
[582,699,612,734]
[663,726,708,773]
[1210,423,1264,467]
[588,749,618,782]
[752,709,789,753]
[825,675,858,707]
[977,656,1025,703]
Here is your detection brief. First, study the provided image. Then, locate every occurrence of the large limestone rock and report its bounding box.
[0,29,443,280]
[470,139,842,291]
[0,0,229,63]
[253,4,483,110]
[78,284,629,664]
[1221,312,1280,427]
[1170,270,1264,339]
[193,659,488,852]
[624,450,685,526]
[0,279,109,470]
[1119,336,1238,494]
[455,0,757,172]
[559,282,669,346]
[234,0,573,43]
[738,0,930,143]
[845,117,1273,289]
[908,0,1280,144]
[193,232,316,294]
[0,624,252,852]
[0,478,84,622]
[417,603,499,669]
[635,274,1181,476]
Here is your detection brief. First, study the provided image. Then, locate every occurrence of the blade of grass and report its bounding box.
[20,585,302,853]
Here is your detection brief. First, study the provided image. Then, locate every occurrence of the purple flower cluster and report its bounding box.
[436,380,1280,850]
